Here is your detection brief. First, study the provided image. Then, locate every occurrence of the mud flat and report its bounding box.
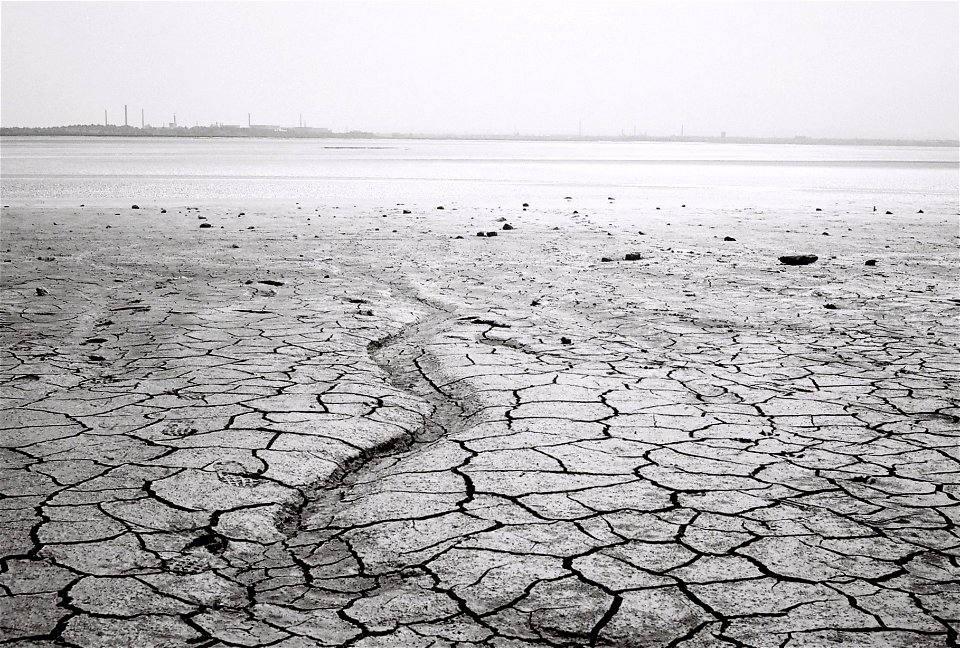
[1,199,958,647]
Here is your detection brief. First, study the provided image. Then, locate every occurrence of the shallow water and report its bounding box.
[1,136,957,212]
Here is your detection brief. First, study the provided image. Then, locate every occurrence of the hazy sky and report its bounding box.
[2,1,957,139]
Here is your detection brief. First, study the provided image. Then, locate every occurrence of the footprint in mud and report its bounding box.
[164,553,211,574]
[164,532,229,573]
[160,421,197,437]
[272,503,300,535]
[218,473,262,488]
[212,460,263,488]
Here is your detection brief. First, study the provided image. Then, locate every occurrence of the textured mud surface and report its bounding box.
[1,200,958,647]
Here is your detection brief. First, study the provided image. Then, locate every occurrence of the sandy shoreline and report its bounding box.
[1,200,958,646]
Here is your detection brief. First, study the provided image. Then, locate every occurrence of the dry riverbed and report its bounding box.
[1,200,958,647]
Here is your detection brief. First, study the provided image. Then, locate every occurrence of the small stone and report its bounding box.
[638,231,645,235]
[199,223,213,229]
[522,202,529,207]
[131,204,140,209]
[89,355,106,362]
[437,206,445,210]
[502,223,514,230]
[822,232,830,236]
[681,204,686,207]
[238,212,245,216]
[486,231,498,237]
[160,208,166,214]
[885,210,893,215]
[815,208,822,211]
[723,236,736,241]
[402,209,411,214]
[917,209,924,213]
[624,253,642,261]
[560,337,572,345]
[454,235,464,239]
[864,259,877,266]
[476,231,486,237]
[35,287,49,296]
[778,254,818,266]
[601,257,613,262]
[231,243,240,249]
[824,304,838,309]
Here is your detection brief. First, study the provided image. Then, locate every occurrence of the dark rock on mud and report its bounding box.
[779,254,818,265]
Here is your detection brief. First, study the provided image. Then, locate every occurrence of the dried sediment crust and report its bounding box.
[1,203,957,647]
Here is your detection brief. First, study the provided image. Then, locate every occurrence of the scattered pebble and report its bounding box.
[35,286,49,296]
[502,223,514,230]
[560,337,572,345]
[486,231,498,237]
[624,253,642,261]
[723,236,736,242]
[199,223,213,229]
[865,259,877,266]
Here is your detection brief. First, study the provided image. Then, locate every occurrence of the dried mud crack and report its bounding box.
[1,202,957,648]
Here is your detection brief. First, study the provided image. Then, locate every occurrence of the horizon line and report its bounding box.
[2,124,958,147]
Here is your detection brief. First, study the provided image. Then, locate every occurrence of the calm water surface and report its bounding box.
[1,137,957,212]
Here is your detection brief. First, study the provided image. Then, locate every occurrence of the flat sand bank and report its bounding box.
[1,200,958,647]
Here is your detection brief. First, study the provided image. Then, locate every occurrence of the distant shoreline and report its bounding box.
[1,126,957,148]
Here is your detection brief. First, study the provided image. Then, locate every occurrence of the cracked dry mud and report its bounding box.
[1,201,958,647]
